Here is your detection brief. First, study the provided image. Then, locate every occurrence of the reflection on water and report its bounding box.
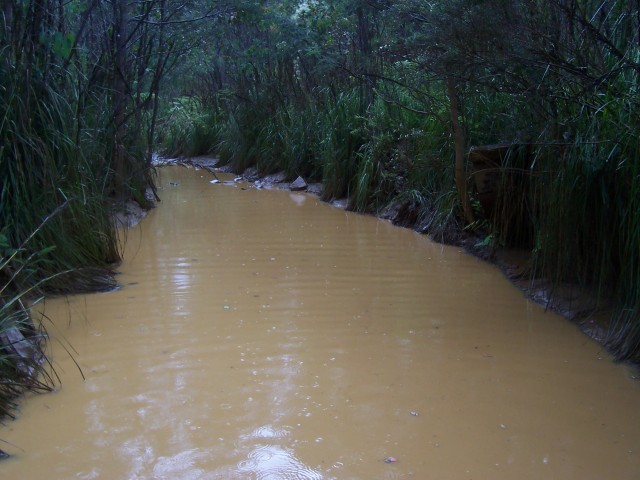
[237,444,323,480]
[289,193,307,206]
[1,166,639,479]
[234,426,324,479]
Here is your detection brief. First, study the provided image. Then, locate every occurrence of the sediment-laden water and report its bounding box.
[2,166,639,479]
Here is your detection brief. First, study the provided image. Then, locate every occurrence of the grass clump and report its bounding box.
[158,97,219,158]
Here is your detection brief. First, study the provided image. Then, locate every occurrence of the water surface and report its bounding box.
[3,166,639,479]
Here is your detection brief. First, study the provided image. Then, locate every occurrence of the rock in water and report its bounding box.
[290,176,308,191]
[0,326,44,381]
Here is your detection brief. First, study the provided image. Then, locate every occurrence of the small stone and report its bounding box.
[290,176,308,191]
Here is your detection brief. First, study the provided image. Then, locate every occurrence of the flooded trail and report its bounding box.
[2,166,639,479]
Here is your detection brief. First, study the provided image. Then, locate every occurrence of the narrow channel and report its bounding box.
[2,165,639,479]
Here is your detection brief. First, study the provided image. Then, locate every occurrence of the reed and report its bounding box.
[259,103,321,179]
[346,86,462,242]
[459,56,640,362]
[158,97,218,158]
[215,105,262,173]
[189,87,362,186]
[318,89,366,201]
[1,74,119,293]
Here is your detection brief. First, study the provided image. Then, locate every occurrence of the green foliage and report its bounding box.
[215,102,270,173]
[529,87,640,362]
[0,72,118,293]
[318,90,367,200]
[158,97,218,157]
[40,31,75,59]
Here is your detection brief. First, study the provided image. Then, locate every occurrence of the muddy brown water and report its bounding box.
[2,166,639,479]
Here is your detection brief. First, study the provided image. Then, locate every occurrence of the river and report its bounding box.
[2,165,639,479]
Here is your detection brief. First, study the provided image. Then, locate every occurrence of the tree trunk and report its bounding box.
[446,76,475,225]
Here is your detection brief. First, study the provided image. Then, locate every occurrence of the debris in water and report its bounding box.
[169,182,179,186]
[210,179,220,184]
[384,457,397,463]
[410,411,419,416]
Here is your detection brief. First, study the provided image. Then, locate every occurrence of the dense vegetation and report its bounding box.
[159,0,640,363]
[1,0,639,423]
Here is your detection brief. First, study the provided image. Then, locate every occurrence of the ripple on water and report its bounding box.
[151,449,208,480]
[247,424,291,439]
[237,444,323,480]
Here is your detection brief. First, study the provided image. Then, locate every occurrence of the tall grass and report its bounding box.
[163,76,462,237]
[259,104,320,179]
[530,88,640,362]
[158,97,219,158]
[0,71,119,294]
[458,62,640,362]
[317,90,366,200]
[214,104,265,174]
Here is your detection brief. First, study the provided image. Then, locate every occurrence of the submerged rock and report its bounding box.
[112,200,149,228]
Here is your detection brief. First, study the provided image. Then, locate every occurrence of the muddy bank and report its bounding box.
[179,154,616,361]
